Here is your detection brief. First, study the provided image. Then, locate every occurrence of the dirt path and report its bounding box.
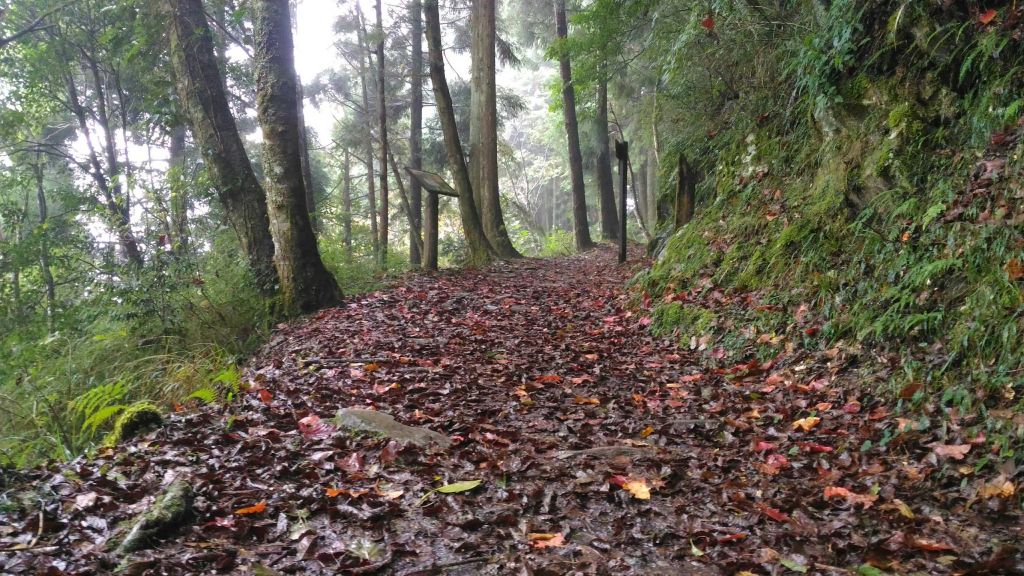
[1,248,1021,575]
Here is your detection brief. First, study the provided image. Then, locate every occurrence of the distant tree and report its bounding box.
[408,0,424,268]
[374,0,390,269]
[595,74,618,240]
[252,0,341,313]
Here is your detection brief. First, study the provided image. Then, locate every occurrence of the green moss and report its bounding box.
[650,302,716,339]
[103,402,162,447]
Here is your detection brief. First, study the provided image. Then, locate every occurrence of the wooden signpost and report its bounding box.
[405,167,458,271]
[615,140,629,264]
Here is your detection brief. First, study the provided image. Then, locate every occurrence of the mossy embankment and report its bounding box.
[634,2,1023,458]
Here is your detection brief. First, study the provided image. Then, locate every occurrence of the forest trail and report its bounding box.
[2,247,1021,575]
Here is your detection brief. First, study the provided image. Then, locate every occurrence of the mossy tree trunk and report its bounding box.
[423,0,495,266]
[169,0,278,294]
[253,0,341,314]
[554,0,595,251]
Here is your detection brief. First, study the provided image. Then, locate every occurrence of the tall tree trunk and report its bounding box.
[595,75,618,240]
[356,9,379,262]
[33,156,55,332]
[290,3,319,233]
[423,0,494,266]
[169,0,278,292]
[408,0,423,267]
[253,0,341,314]
[554,0,595,251]
[342,148,353,260]
[374,0,389,269]
[470,0,520,258]
[168,124,190,257]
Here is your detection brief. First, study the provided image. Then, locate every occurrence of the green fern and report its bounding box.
[69,380,127,429]
[187,387,216,404]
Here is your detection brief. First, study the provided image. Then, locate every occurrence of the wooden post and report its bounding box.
[425,191,438,270]
[615,140,628,263]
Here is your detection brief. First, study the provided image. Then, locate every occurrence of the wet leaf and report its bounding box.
[435,480,482,493]
[235,501,267,515]
[979,8,997,25]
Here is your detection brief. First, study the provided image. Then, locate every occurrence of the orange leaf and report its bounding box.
[364,363,381,373]
[529,533,565,548]
[640,425,655,438]
[535,374,562,384]
[258,389,273,405]
[756,502,789,522]
[622,478,652,499]
[979,9,997,25]
[791,416,821,432]
[823,486,878,509]
[574,396,601,405]
[326,487,344,498]
[977,475,1015,499]
[234,501,267,515]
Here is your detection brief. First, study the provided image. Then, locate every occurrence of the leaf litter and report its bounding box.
[0,247,1021,574]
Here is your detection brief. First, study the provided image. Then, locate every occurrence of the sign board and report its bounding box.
[405,168,458,197]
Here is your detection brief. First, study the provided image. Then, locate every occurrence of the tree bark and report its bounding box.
[169,0,278,293]
[673,152,695,228]
[554,0,595,251]
[408,0,423,267]
[356,9,380,262]
[595,76,618,240]
[375,0,389,269]
[342,148,353,260]
[470,0,520,258]
[33,155,55,331]
[167,124,190,257]
[253,0,341,314]
[424,0,495,266]
[386,149,425,258]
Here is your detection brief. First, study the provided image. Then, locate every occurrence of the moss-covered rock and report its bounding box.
[112,480,192,559]
[103,402,163,447]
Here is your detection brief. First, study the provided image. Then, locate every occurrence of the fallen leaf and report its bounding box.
[435,480,483,493]
[977,476,1015,499]
[622,478,652,499]
[235,501,267,515]
[700,15,715,30]
[640,425,655,438]
[756,502,789,522]
[931,443,971,460]
[529,533,565,548]
[979,8,997,25]
[910,537,955,552]
[258,389,273,405]
[791,416,821,432]
[574,396,601,405]
[824,486,878,509]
